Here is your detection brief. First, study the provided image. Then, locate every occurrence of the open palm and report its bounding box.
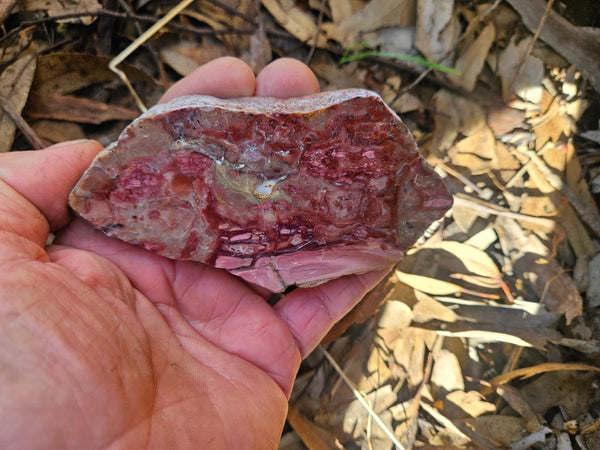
[0,57,386,449]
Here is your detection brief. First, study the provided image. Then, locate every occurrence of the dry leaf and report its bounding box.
[31,120,86,145]
[329,0,354,23]
[464,227,497,250]
[505,0,600,95]
[287,405,339,450]
[490,362,600,388]
[17,0,101,25]
[378,300,413,329]
[464,415,526,446]
[431,349,464,397]
[486,102,527,136]
[25,92,138,124]
[447,23,495,91]
[322,0,415,46]
[33,53,155,96]
[514,253,583,325]
[261,0,325,47]
[415,0,459,65]
[432,90,485,155]
[431,297,562,349]
[519,370,597,419]
[0,49,37,152]
[395,270,468,296]
[390,328,428,388]
[449,125,496,174]
[496,385,544,432]
[411,290,457,323]
[445,390,495,418]
[159,38,227,76]
[498,35,544,103]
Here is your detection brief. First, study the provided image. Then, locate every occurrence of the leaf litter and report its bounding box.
[1,0,600,448]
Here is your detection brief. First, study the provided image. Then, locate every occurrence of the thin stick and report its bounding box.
[305,0,326,65]
[452,194,557,228]
[109,0,196,112]
[319,346,406,450]
[0,96,45,149]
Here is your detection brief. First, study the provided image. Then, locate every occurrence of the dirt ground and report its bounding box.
[1,1,599,448]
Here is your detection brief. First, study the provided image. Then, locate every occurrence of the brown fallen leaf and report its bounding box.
[31,120,86,145]
[287,405,339,450]
[513,253,583,325]
[24,92,139,124]
[496,385,544,432]
[0,49,37,152]
[260,0,325,47]
[463,415,526,446]
[445,390,495,418]
[322,0,415,46]
[431,89,486,155]
[488,362,600,388]
[498,35,544,103]
[33,53,156,96]
[16,0,101,25]
[447,23,495,91]
[415,0,459,65]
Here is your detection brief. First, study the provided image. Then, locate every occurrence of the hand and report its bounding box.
[0,57,386,449]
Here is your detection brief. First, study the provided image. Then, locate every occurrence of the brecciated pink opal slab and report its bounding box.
[69,89,453,292]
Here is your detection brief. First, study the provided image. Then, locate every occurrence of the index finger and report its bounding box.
[273,269,389,357]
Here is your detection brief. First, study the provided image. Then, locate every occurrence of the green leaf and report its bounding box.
[340,49,460,75]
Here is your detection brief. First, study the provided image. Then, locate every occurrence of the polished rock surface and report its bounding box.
[69,89,453,292]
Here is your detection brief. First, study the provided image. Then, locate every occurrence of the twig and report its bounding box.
[452,194,557,228]
[109,0,196,112]
[419,402,471,443]
[435,160,485,196]
[0,95,45,150]
[305,0,326,65]
[318,346,406,450]
[0,10,256,46]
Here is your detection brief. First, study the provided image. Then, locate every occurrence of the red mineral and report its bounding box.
[69,89,453,292]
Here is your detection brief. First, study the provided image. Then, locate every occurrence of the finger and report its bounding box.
[273,269,389,357]
[0,140,102,244]
[255,58,320,98]
[160,57,256,103]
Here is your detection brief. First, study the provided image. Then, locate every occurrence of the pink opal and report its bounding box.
[69,89,453,292]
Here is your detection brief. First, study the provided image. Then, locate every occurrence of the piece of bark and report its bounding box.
[69,89,452,292]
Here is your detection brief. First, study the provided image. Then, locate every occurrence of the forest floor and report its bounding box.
[1,0,600,448]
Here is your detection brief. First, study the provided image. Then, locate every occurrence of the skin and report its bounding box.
[0,57,386,449]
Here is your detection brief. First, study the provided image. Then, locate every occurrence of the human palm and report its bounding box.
[0,57,385,449]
